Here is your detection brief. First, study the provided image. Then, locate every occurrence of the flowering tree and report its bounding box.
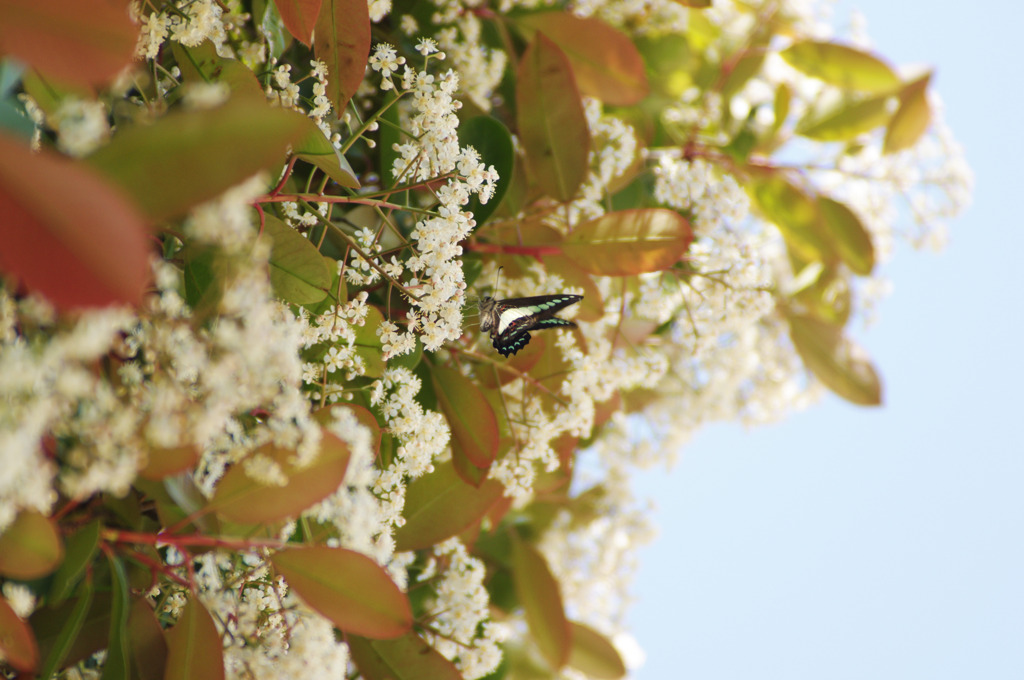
[0,0,970,678]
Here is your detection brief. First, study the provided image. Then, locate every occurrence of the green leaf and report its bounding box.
[294,115,360,188]
[314,0,371,116]
[36,580,97,679]
[100,553,130,680]
[431,364,499,477]
[262,214,333,304]
[346,632,463,680]
[562,209,693,276]
[884,73,932,154]
[127,598,168,680]
[786,311,882,406]
[48,520,101,604]
[747,172,834,263]
[353,304,386,378]
[459,115,515,227]
[722,52,765,101]
[87,101,308,222]
[818,197,874,275]
[515,13,649,106]
[673,0,711,6]
[780,41,900,93]
[164,598,225,680]
[271,546,412,638]
[0,595,38,672]
[0,510,63,579]
[209,429,350,523]
[393,462,505,551]
[568,621,627,679]
[511,536,570,669]
[516,33,590,202]
[797,93,892,141]
[171,42,264,102]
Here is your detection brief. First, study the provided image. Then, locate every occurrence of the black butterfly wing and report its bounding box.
[493,331,531,357]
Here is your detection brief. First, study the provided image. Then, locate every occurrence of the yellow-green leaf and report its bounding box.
[787,311,882,406]
[563,209,692,276]
[171,41,265,102]
[568,621,627,679]
[263,214,333,304]
[780,41,900,93]
[353,304,386,378]
[271,546,412,638]
[210,429,350,523]
[294,115,360,188]
[818,196,874,275]
[797,94,892,141]
[516,13,648,106]
[512,536,570,669]
[431,364,499,475]
[393,462,504,551]
[884,73,932,154]
[313,0,370,116]
[346,632,462,680]
[748,173,834,263]
[88,101,308,222]
[164,599,225,680]
[0,596,38,672]
[517,33,590,202]
[0,510,63,579]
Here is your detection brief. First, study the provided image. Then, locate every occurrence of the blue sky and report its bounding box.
[629,2,1023,678]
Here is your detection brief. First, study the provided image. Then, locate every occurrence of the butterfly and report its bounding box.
[478,293,583,357]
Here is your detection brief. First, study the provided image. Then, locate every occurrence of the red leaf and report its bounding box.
[516,13,648,106]
[0,596,38,672]
[314,0,371,117]
[271,546,412,639]
[0,132,151,310]
[0,0,135,87]
[164,598,225,680]
[276,0,322,46]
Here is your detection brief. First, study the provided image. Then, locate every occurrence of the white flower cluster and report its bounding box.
[420,538,507,679]
[0,296,136,531]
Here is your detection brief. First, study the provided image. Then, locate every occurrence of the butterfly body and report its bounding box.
[478,294,583,357]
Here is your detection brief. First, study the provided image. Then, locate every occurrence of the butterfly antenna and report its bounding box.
[493,266,504,297]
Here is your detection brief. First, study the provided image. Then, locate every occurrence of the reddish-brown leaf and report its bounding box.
[393,462,505,551]
[0,596,38,672]
[275,0,322,46]
[164,598,225,680]
[0,132,151,311]
[128,598,168,680]
[0,510,64,579]
[271,546,412,639]
[0,0,135,87]
[431,365,499,472]
[139,444,201,481]
[314,0,371,117]
[563,209,692,276]
[884,73,932,154]
[209,429,350,523]
[516,13,648,106]
[517,33,590,202]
